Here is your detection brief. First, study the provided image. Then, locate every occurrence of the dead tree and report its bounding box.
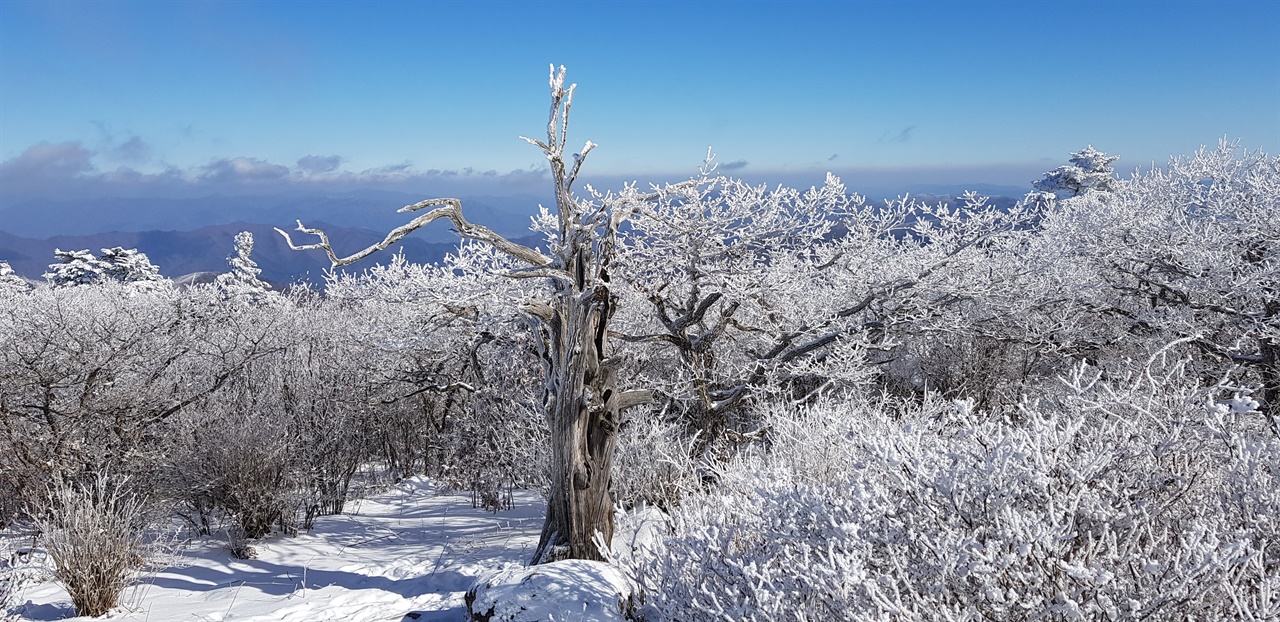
[278,65,655,563]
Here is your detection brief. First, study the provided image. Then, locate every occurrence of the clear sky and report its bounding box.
[1,0,1277,200]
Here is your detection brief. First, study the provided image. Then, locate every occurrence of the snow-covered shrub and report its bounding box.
[0,284,252,517]
[173,393,299,540]
[32,473,148,618]
[326,247,547,508]
[611,411,700,511]
[621,355,1280,620]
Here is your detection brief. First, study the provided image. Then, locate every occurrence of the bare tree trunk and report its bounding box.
[280,65,662,564]
[531,278,621,563]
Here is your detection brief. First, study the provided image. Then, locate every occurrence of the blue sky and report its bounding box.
[1,0,1277,201]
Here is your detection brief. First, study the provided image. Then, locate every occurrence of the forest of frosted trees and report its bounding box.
[1,70,1277,621]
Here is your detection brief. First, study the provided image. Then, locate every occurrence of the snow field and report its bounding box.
[4,478,545,622]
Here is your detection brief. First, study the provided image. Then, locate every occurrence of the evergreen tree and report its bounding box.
[99,247,165,289]
[1032,145,1121,199]
[44,247,165,289]
[216,232,271,302]
[44,249,109,287]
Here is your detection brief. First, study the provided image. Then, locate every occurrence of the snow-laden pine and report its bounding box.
[215,231,273,303]
[43,247,165,290]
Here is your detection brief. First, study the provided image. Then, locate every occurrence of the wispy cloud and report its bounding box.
[111,136,151,164]
[880,125,917,144]
[0,138,1052,208]
[0,140,554,200]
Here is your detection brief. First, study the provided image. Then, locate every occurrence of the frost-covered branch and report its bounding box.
[276,197,551,269]
[382,381,477,404]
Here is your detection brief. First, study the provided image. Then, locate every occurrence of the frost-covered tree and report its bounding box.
[1031,145,1120,200]
[216,231,272,302]
[280,66,663,563]
[616,171,1030,444]
[326,247,548,508]
[614,169,882,443]
[99,246,165,287]
[0,261,29,293]
[1033,141,1280,420]
[44,247,165,289]
[164,291,383,539]
[44,248,108,286]
[0,284,275,517]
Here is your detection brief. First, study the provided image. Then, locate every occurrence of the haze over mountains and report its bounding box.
[0,184,1027,285]
[0,191,548,240]
[0,192,549,286]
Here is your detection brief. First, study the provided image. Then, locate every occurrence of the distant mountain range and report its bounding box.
[0,191,549,240]
[0,188,1023,286]
[0,191,550,286]
[0,222,543,288]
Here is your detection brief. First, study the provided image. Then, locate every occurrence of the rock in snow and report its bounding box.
[465,559,638,621]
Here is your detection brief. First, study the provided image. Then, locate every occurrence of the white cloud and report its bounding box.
[0,141,94,178]
[296,154,341,174]
[199,157,291,183]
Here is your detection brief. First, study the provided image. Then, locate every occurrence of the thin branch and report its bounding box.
[383,381,477,405]
[566,141,597,191]
[519,135,551,152]
[609,331,683,346]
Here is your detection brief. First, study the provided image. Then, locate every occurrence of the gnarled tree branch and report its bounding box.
[275,197,551,269]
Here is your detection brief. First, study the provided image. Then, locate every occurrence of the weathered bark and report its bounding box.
[520,66,652,563]
[530,279,621,563]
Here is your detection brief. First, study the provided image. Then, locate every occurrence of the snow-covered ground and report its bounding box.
[3,478,547,622]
